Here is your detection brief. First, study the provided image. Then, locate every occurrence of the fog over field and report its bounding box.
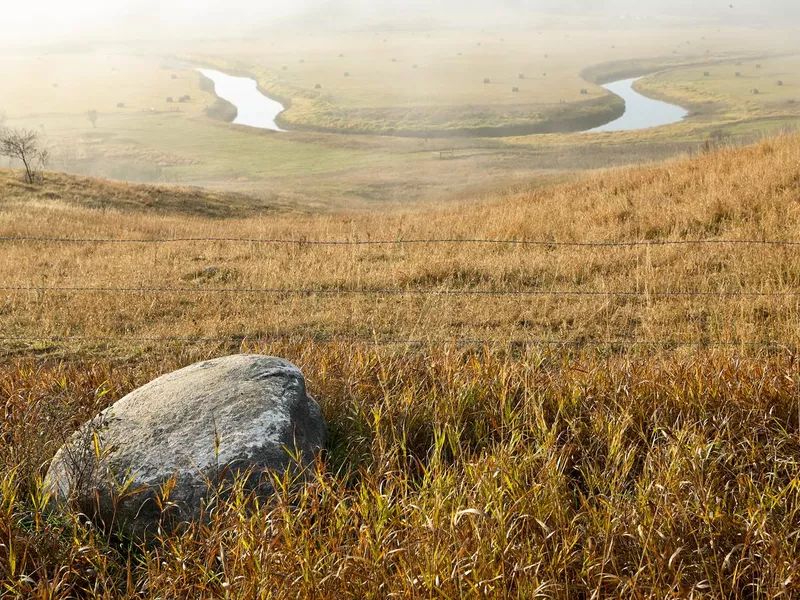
[2,0,799,47]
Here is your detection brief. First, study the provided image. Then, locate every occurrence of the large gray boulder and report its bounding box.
[44,355,326,540]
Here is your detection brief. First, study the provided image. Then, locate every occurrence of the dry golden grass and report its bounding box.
[2,135,800,598]
[2,346,800,598]
[0,169,288,219]
[1,134,800,352]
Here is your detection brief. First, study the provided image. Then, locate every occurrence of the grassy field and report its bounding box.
[636,54,800,124]
[2,23,800,209]
[0,53,206,119]
[2,134,800,597]
[3,133,800,349]
[189,23,800,135]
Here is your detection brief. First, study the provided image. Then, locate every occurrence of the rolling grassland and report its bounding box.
[2,24,799,209]
[1,135,800,597]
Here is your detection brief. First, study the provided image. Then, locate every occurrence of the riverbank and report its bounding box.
[199,71,239,122]
[589,78,688,133]
[197,68,694,138]
[188,57,627,138]
[197,68,286,131]
[195,65,631,138]
[195,61,703,138]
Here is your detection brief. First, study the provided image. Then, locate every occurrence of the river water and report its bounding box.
[197,68,286,132]
[588,77,688,133]
[197,69,687,135]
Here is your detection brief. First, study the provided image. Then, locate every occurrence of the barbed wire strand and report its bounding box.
[2,236,800,247]
[0,335,794,349]
[1,285,799,298]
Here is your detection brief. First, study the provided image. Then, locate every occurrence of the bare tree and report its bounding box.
[0,127,49,184]
[87,109,99,129]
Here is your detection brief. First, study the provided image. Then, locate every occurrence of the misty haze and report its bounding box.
[2,2,800,598]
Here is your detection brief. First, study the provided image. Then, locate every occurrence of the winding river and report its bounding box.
[197,68,286,131]
[197,69,688,135]
[587,77,688,133]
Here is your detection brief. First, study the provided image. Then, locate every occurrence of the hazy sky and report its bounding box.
[1,0,798,47]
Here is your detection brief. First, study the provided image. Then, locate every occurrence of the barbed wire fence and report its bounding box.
[1,235,799,353]
[2,235,800,247]
[2,286,800,298]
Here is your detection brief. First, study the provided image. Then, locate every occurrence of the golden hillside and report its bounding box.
[3,135,800,599]
[2,134,799,355]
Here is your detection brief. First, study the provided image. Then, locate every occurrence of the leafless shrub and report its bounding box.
[0,127,49,184]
